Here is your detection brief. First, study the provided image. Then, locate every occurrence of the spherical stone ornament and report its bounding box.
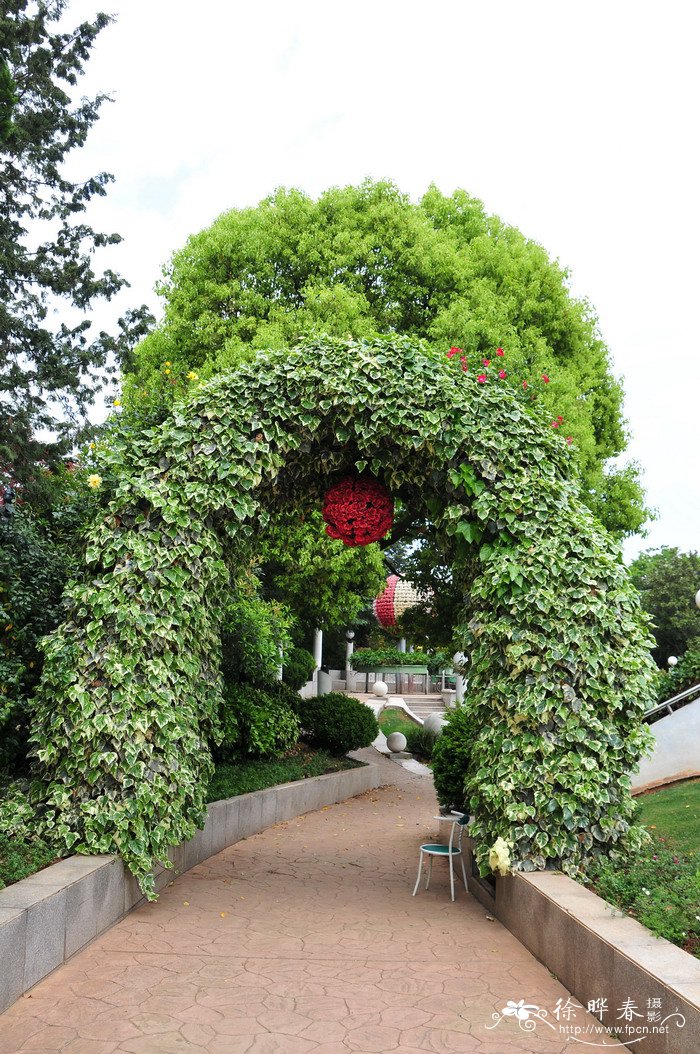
[372,680,389,698]
[696,589,700,610]
[386,731,407,753]
[668,655,678,667]
[322,474,393,547]
[423,713,447,735]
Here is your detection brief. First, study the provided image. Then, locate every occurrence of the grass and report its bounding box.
[0,833,59,890]
[585,778,700,957]
[377,708,421,736]
[636,777,699,856]
[206,744,364,804]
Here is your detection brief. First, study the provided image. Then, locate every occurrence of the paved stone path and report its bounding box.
[0,753,620,1053]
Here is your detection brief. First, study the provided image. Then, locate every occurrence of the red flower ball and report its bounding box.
[496,347,505,357]
[477,373,487,383]
[498,369,507,379]
[322,474,393,547]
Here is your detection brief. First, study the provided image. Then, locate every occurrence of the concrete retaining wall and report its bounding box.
[0,761,381,1013]
[632,698,700,792]
[463,839,700,1053]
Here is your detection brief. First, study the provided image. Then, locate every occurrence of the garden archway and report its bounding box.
[31,337,656,896]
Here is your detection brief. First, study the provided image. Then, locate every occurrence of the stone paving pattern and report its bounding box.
[0,753,620,1053]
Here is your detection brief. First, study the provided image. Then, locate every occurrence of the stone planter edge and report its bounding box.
[462,836,700,1054]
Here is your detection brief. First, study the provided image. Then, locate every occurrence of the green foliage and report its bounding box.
[219,569,292,687]
[282,646,316,690]
[432,704,477,812]
[586,834,700,955]
[260,509,385,635]
[206,749,363,804]
[29,336,656,895]
[0,782,59,888]
[0,467,100,776]
[293,692,379,755]
[629,547,700,666]
[126,180,648,538]
[352,646,434,669]
[657,639,700,701]
[405,726,439,761]
[0,831,57,890]
[217,683,300,760]
[0,1,153,495]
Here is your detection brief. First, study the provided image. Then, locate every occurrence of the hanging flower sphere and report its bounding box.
[322,474,393,547]
[373,574,423,627]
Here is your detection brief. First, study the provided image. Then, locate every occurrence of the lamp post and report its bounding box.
[345,630,355,692]
[696,588,700,610]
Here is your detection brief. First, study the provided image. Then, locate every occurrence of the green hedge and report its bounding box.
[282,646,316,690]
[293,692,378,754]
[431,704,477,812]
[217,682,301,760]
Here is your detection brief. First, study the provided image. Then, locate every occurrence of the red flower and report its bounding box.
[323,475,393,547]
[566,436,573,445]
[542,374,550,384]
[522,381,528,390]
[482,359,491,367]
[498,369,507,379]
[551,420,560,428]
[556,415,563,423]
[461,361,468,372]
[477,373,487,384]
[496,347,504,357]
[447,346,462,358]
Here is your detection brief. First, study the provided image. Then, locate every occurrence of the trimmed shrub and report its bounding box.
[217,683,300,760]
[405,726,438,760]
[282,646,316,690]
[431,704,477,812]
[293,692,378,754]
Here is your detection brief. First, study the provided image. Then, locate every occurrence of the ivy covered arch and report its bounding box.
[31,337,655,896]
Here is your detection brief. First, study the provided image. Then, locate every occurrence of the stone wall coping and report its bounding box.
[463,837,699,1054]
[520,870,700,1003]
[0,760,382,1014]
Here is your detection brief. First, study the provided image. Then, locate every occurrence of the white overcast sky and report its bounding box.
[62,0,698,563]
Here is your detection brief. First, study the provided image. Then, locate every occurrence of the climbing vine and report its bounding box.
[27,336,656,895]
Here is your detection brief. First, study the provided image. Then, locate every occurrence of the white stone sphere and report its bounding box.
[386,732,407,753]
[696,588,700,610]
[668,655,678,667]
[423,713,447,735]
[372,680,389,698]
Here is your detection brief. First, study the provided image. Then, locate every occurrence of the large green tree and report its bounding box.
[629,547,700,666]
[123,180,649,538]
[0,1,152,502]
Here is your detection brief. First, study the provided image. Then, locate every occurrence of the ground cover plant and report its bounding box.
[206,747,363,804]
[586,780,700,957]
[0,830,58,890]
[23,335,656,896]
[377,709,421,736]
[636,778,699,857]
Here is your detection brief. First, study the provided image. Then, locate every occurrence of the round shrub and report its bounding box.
[217,683,300,760]
[432,703,477,812]
[282,645,316,690]
[294,692,378,754]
